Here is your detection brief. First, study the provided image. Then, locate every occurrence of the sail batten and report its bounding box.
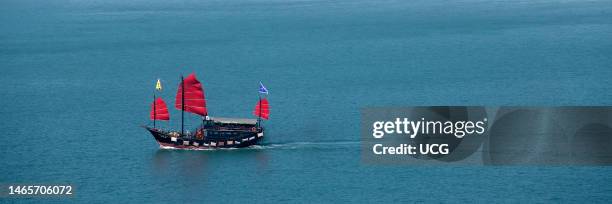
[175,73,208,116]
[253,98,270,120]
[150,97,170,120]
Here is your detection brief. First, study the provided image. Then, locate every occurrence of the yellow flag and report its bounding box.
[155,79,162,91]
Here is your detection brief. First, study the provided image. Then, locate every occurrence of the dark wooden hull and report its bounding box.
[144,127,264,150]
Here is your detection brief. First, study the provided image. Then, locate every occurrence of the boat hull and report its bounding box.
[145,127,263,150]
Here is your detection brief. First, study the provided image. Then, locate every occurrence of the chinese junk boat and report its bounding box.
[144,73,270,150]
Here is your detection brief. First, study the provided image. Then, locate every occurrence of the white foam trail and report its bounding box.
[253,141,360,150]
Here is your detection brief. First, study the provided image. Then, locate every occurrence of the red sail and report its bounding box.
[175,73,207,116]
[253,98,270,120]
[150,97,170,120]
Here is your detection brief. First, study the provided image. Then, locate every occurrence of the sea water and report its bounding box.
[1,0,612,202]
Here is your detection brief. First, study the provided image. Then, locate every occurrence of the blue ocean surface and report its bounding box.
[1,0,612,202]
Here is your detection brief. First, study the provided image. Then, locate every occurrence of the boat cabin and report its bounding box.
[205,117,258,130]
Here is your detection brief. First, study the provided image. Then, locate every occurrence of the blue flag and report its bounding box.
[259,82,269,94]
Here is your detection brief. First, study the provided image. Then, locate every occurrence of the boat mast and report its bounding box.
[257,95,261,129]
[181,75,185,136]
[153,92,156,129]
[201,115,205,131]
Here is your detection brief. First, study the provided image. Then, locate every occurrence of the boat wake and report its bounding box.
[247,141,360,150]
